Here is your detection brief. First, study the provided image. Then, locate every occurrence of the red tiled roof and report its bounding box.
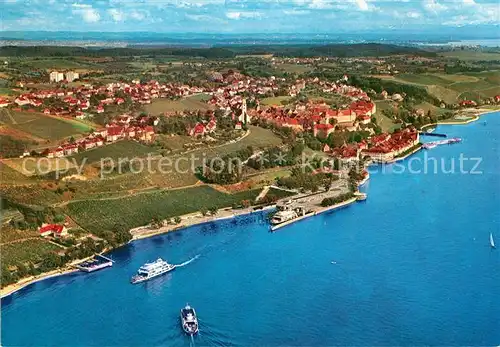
[315,123,334,130]
[39,224,64,234]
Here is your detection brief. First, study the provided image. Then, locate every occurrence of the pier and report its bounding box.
[77,254,114,273]
[420,132,447,138]
[270,197,358,232]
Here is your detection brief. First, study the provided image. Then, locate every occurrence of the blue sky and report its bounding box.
[1,0,499,34]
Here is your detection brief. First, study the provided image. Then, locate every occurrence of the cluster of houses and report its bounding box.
[188,117,218,137]
[7,80,207,120]
[251,98,376,136]
[40,114,157,158]
[363,128,420,162]
[323,127,420,163]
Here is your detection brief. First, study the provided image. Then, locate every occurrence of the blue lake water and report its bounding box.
[2,113,500,346]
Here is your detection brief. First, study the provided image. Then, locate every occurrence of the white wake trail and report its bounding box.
[176,255,200,268]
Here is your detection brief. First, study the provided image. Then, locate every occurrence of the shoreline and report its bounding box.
[1,266,79,299]
[421,107,499,130]
[130,204,277,241]
[2,109,498,299]
[0,250,109,299]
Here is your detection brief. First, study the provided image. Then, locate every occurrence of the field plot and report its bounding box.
[396,74,451,86]
[70,140,158,165]
[477,87,500,98]
[2,157,77,176]
[448,79,497,93]
[190,125,282,158]
[261,96,291,106]
[1,239,63,267]
[440,51,500,61]
[431,73,479,83]
[0,226,39,244]
[415,102,448,116]
[66,185,261,232]
[374,100,400,132]
[246,168,292,187]
[156,134,196,152]
[1,162,37,184]
[145,95,212,115]
[374,72,500,103]
[1,110,93,141]
[426,85,461,104]
[14,58,97,70]
[276,63,313,74]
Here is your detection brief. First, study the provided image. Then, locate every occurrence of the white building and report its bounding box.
[50,71,64,83]
[66,71,79,82]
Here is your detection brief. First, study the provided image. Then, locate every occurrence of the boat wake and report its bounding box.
[176,255,200,268]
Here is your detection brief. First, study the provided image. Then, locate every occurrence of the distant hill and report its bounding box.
[0,43,435,59]
[227,43,436,58]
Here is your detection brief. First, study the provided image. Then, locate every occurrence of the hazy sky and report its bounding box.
[1,0,499,34]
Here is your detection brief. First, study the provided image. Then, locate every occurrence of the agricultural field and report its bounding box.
[65,185,262,232]
[130,126,282,190]
[0,238,63,268]
[145,95,213,115]
[260,96,291,106]
[2,157,76,177]
[246,168,292,187]
[155,134,197,152]
[190,125,282,158]
[0,182,68,206]
[415,102,448,116]
[374,100,400,132]
[276,63,314,74]
[0,110,93,142]
[0,226,39,244]
[430,73,479,83]
[375,72,500,103]
[426,85,461,104]
[265,187,296,200]
[440,51,500,61]
[396,74,451,86]
[70,140,159,165]
[0,161,37,184]
[10,57,97,70]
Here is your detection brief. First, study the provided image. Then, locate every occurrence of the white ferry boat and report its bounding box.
[271,210,298,225]
[131,258,176,284]
[270,201,308,228]
[180,304,199,335]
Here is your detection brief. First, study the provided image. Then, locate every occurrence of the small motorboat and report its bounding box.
[180,304,199,335]
[490,232,496,249]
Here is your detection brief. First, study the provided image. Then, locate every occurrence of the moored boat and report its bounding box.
[77,255,113,273]
[180,304,199,335]
[131,258,176,284]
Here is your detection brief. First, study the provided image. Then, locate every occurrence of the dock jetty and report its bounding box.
[76,254,114,273]
[419,132,447,138]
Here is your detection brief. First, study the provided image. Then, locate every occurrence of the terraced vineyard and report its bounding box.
[0,239,63,268]
[70,140,158,165]
[0,110,93,141]
[375,71,500,103]
[66,185,262,233]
